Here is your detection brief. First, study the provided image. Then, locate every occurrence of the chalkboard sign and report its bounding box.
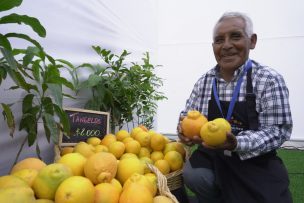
[60,108,110,146]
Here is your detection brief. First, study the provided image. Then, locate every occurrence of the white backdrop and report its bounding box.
[0,0,303,175]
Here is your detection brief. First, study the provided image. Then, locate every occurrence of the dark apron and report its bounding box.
[189,68,292,203]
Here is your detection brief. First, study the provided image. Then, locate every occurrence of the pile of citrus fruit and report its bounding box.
[0,125,185,203]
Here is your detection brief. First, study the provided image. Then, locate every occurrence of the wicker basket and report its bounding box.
[147,163,179,203]
[165,168,183,191]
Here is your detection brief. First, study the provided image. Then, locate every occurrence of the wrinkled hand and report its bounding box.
[202,132,237,151]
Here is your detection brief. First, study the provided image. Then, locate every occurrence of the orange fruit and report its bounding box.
[11,168,38,187]
[95,144,109,153]
[108,141,126,159]
[123,173,156,196]
[172,142,186,160]
[10,157,46,174]
[110,178,123,194]
[138,147,151,158]
[55,176,95,203]
[200,118,231,147]
[163,142,176,155]
[154,159,170,175]
[120,153,138,160]
[86,137,101,146]
[84,152,118,184]
[56,152,87,176]
[134,131,151,147]
[116,130,130,141]
[130,127,144,139]
[73,142,95,158]
[35,199,55,203]
[116,158,144,185]
[100,134,117,147]
[124,140,141,155]
[144,173,157,196]
[32,163,72,200]
[60,147,74,156]
[95,182,120,203]
[122,137,134,144]
[139,157,154,174]
[138,125,149,132]
[150,133,166,151]
[0,175,29,188]
[181,110,208,138]
[164,151,183,172]
[150,151,164,163]
[119,182,153,203]
[0,185,36,203]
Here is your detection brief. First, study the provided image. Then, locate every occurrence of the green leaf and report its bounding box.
[32,59,41,82]
[0,47,17,69]
[42,112,59,144]
[45,54,55,65]
[86,74,102,87]
[22,94,34,114]
[23,46,40,66]
[7,69,30,91]
[47,83,62,107]
[27,129,37,146]
[0,34,12,50]
[1,103,15,137]
[19,112,37,146]
[5,33,44,51]
[41,97,54,115]
[0,14,46,37]
[0,66,8,85]
[0,0,22,12]
[54,104,70,135]
[42,114,51,143]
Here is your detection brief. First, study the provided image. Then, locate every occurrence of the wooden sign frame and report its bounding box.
[59,107,110,146]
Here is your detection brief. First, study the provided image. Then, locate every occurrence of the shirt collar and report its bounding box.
[214,62,247,82]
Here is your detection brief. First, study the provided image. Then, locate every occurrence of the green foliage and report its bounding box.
[81,46,167,132]
[0,0,73,162]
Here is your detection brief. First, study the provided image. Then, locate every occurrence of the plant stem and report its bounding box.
[10,135,28,171]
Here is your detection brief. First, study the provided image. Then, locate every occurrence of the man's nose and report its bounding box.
[222,38,233,49]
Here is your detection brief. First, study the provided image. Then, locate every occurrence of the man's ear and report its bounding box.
[250,34,257,49]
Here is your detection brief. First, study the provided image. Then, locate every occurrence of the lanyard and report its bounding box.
[212,59,252,120]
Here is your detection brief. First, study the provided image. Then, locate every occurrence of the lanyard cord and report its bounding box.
[212,59,252,120]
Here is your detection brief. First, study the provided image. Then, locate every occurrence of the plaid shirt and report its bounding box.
[180,60,293,160]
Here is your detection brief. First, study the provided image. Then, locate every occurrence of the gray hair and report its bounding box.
[213,11,254,38]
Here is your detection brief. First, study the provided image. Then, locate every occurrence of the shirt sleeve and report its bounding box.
[235,69,293,160]
[180,79,204,117]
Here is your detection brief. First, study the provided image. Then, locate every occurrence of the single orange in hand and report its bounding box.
[181,110,208,138]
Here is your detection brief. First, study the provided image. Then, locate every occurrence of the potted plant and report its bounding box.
[79,46,167,132]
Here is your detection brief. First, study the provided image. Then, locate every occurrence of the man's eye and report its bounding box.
[231,34,242,40]
[214,38,224,44]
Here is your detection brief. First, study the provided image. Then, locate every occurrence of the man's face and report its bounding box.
[212,17,256,72]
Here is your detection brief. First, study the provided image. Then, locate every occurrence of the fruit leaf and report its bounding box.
[43,112,59,144]
[0,0,22,12]
[1,103,15,137]
[0,13,46,37]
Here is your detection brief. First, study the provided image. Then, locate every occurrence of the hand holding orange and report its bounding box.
[181,110,208,138]
[200,118,231,147]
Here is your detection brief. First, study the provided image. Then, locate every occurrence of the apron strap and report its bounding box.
[246,68,259,130]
